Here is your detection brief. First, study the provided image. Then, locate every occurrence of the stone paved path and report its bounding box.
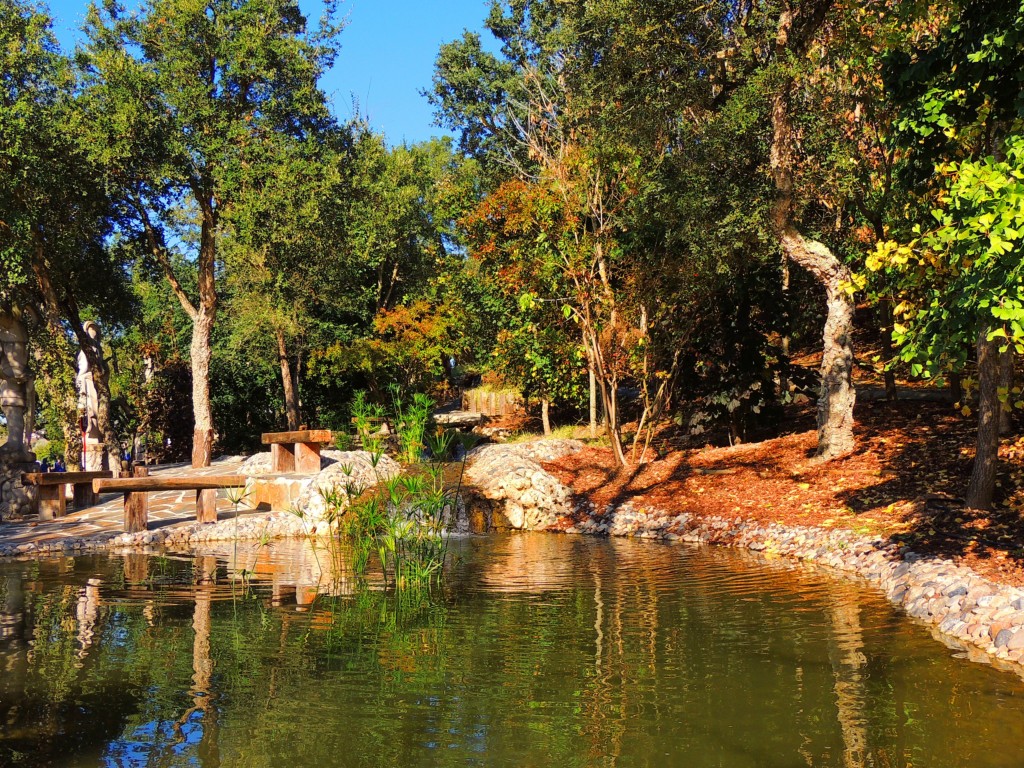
[0,456,256,550]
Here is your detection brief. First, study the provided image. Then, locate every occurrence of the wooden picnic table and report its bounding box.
[22,471,112,520]
[261,429,333,473]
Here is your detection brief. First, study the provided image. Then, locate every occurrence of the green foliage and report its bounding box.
[886,0,1024,178]
[349,390,387,451]
[390,387,433,464]
[866,135,1024,375]
[463,179,587,407]
[863,0,1024,380]
[313,388,466,590]
[139,362,193,462]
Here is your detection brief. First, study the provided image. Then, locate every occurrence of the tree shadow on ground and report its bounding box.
[835,400,1024,583]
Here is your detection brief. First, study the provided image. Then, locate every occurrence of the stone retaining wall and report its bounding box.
[0,457,36,520]
[238,449,401,522]
[463,440,581,530]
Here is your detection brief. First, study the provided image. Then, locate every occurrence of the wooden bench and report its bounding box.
[22,471,113,520]
[261,429,333,474]
[94,468,249,533]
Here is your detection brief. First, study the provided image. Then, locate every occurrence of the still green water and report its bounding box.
[1,534,1023,767]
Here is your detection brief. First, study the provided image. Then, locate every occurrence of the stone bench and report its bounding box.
[94,469,248,533]
[261,429,333,474]
[22,471,113,520]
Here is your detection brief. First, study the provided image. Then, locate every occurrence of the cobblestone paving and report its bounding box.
[0,456,255,550]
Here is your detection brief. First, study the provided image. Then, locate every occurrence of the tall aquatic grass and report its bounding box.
[314,390,478,591]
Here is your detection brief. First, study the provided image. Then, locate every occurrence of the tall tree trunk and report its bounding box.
[589,365,597,439]
[770,0,854,462]
[96,363,121,476]
[587,239,627,467]
[966,330,1000,509]
[62,408,82,467]
[541,397,551,436]
[779,253,791,395]
[586,327,626,466]
[275,327,300,431]
[190,207,218,468]
[191,305,215,468]
[139,191,218,467]
[949,371,964,404]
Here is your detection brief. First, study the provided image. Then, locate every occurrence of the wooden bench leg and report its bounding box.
[196,489,218,524]
[72,482,96,509]
[38,485,66,521]
[295,442,321,473]
[125,466,149,533]
[271,443,296,472]
[124,491,148,533]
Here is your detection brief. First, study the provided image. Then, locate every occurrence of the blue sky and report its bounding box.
[43,0,495,145]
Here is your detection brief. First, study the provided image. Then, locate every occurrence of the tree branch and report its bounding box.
[130,195,198,320]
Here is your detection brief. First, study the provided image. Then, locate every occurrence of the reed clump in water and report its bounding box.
[314,389,477,590]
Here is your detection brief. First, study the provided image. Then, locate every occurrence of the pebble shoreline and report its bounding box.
[4,441,1024,675]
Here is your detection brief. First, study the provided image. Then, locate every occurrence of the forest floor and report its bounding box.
[542,398,1024,588]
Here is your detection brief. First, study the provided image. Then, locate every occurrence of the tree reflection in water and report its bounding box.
[1,537,1023,768]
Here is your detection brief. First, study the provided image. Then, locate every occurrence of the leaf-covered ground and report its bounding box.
[544,400,1024,587]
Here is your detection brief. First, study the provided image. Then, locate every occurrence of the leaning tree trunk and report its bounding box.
[31,250,122,475]
[90,354,122,477]
[770,11,855,461]
[967,329,1000,509]
[275,327,300,431]
[141,190,218,468]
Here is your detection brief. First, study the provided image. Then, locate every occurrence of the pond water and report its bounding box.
[2,534,1023,767]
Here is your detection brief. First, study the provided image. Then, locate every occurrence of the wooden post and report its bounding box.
[72,482,96,509]
[271,442,296,473]
[294,442,321,473]
[124,466,149,533]
[38,484,66,521]
[196,488,218,524]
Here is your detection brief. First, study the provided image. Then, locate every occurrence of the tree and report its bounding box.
[77,0,340,466]
[767,0,859,461]
[866,0,1024,508]
[432,0,683,464]
[868,138,1024,508]
[462,179,587,431]
[0,0,135,473]
[224,130,346,431]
